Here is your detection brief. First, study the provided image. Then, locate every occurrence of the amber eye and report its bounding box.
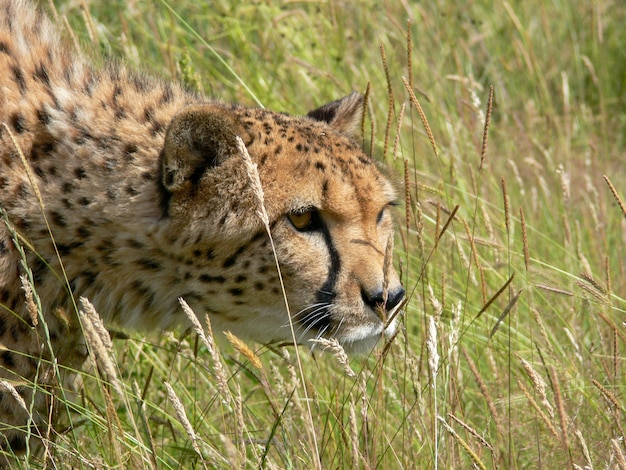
[287,209,318,232]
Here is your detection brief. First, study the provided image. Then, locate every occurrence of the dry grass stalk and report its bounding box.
[549,366,570,451]
[3,124,44,208]
[556,164,570,205]
[591,379,624,412]
[575,279,609,304]
[535,283,574,297]
[437,416,487,470]
[165,382,208,468]
[382,233,394,320]
[479,85,494,171]
[204,315,232,406]
[0,380,28,414]
[79,297,122,396]
[474,274,514,322]
[605,255,612,297]
[448,413,494,452]
[461,218,486,303]
[101,384,125,468]
[519,207,530,271]
[462,349,503,437]
[427,285,443,319]
[489,288,522,339]
[402,77,438,157]
[516,379,560,440]
[579,272,608,295]
[348,400,363,469]
[361,82,370,141]
[179,298,232,404]
[224,331,262,369]
[501,178,511,237]
[427,315,439,462]
[520,358,554,417]
[233,383,246,464]
[179,298,211,351]
[379,44,394,161]
[613,438,626,469]
[436,204,459,245]
[574,429,593,469]
[20,274,38,327]
[392,102,406,161]
[603,175,626,219]
[404,158,411,239]
[238,136,269,227]
[530,309,553,355]
[133,381,158,470]
[238,137,319,466]
[309,338,356,378]
[406,20,413,89]
[614,439,626,470]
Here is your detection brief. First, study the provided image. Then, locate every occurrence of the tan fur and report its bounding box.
[0,0,404,456]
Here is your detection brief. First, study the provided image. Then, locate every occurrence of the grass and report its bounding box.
[5,0,626,467]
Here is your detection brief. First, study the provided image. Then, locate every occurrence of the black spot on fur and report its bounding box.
[0,40,11,55]
[31,257,48,284]
[74,167,87,179]
[199,274,226,284]
[10,112,27,133]
[11,65,26,94]
[229,288,244,297]
[125,185,138,196]
[124,143,138,160]
[50,211,67,227]
[62,182,75,194]
[137,258,160,270]
[34,62,51,86]
[76,226,91,239]
[160,84,174,104]
[8,435,26,453]
[57,241,84,256]
[78,196,91,206]
[127,239,144,249]
[223,246,246,268]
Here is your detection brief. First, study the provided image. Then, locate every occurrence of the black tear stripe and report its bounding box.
[305,224,341,333]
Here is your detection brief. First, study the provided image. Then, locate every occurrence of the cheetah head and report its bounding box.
[158,93,405,353]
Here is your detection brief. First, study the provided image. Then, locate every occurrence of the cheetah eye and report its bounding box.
[377,202,398,224]
[376,208,386,224]
[287,208,320,232]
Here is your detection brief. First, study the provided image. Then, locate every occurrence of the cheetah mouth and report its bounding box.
[304,301,403,354]
[337,306,401,353]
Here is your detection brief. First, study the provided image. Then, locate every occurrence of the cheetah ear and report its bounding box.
[306,92,364,139]
[161,105,252,192]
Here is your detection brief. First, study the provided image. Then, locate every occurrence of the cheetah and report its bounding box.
[0,0,405,457]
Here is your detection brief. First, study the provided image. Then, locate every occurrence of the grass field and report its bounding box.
[9,0,626,468]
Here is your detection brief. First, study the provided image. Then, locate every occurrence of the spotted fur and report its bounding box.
[0,0,404,457]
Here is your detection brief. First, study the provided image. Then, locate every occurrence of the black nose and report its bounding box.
[362,286,405,312]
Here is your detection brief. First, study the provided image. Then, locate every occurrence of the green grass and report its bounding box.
[10,0,626,467]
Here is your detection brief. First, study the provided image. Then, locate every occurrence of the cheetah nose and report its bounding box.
[362,286,405,313]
